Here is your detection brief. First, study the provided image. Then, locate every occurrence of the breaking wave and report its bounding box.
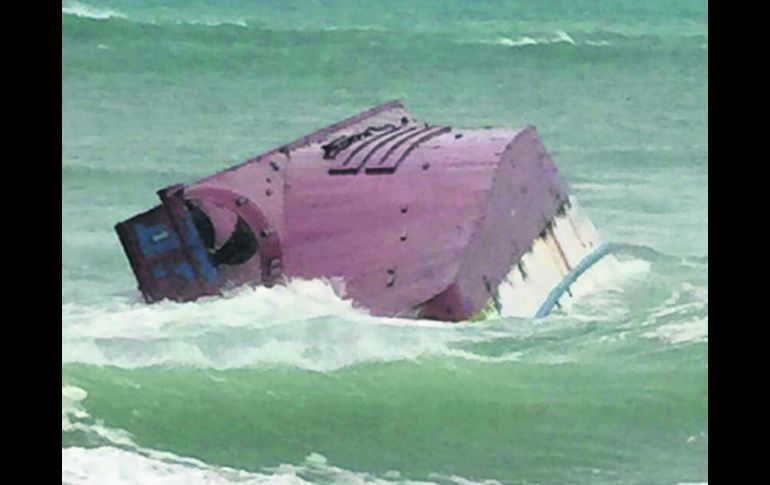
[62,1,125,20]
[494,31,577,47]
[62,246,706,372]
[63,384,498,485]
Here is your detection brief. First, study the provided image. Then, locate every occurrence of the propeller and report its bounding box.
[185,201,259,266]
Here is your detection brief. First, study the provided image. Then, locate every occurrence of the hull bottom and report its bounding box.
[495,197,619,318]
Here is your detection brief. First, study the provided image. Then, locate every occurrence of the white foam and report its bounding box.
[62,279,523,371]
[643,317,708,344]
[62,2,251,28]
[179,19,248,28]
[62,446,497,485]
[497,36,538,47]
[62,1,126,20]
[495,31,576,48]
[553,31,577,45]
[642,282,708,329]
[62,278,361,340]
[62,447,310,485]
[62,385,137,446]
[62,387,498,485]
[638,281,707,344]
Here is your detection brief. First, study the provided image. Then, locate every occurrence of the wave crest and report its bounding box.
[62,1,125,20]
[494,31,577,47]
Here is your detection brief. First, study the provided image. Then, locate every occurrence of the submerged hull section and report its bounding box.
[115,101,614,321]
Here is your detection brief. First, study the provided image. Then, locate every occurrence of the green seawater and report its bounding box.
[62,1,708,483]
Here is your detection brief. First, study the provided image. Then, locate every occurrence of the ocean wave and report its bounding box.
[62,386,135,448]
[63,386,306,483]
[62,1,125,20]
[62,2,250,29]
[61,6,380,34]
[63,388,499,485]
[458,27,705,51]
[639,282,707,344]
[63,446,500,485]
[63,447,304,485]
[321,25,389,33]
[61,247,701,371]
[610,243,704,263]
[643,317,708,344]
[62,279,490,371]
[178,19,248,28]
[61,3,706,46]
[61,238,707,371]
[645,280,707,314]
[494,31,577,48]
[63,378,509,484]
[61,253,652,371]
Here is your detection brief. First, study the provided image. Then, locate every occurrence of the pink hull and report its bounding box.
[115,101,568,321]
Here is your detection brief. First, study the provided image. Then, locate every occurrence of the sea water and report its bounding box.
[62,1,708,483]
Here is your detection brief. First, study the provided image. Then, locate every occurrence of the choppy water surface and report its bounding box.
[62,1,707,483]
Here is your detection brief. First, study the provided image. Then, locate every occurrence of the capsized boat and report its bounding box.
[115,100,618,321]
